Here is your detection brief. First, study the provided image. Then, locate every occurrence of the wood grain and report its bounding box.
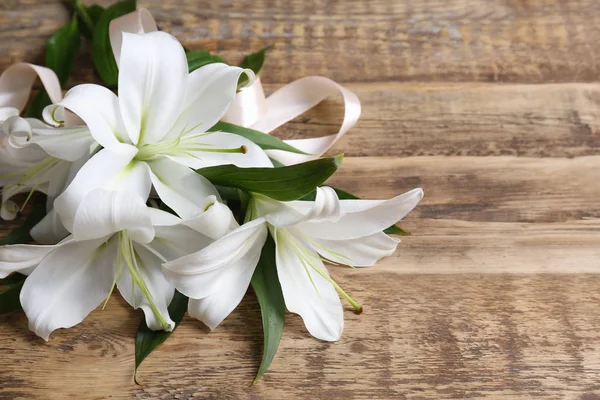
[4,274,600,400]
[2,0,600,399]
[3,0,600,84]
[269,83,600,158]
[2,156,598,399]
[329,156,600,223]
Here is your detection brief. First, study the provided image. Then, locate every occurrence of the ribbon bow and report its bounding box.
[0,63,61,120]
[109,8,361,166]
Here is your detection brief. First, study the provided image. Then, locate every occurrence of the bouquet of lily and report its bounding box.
[0,1,423,381]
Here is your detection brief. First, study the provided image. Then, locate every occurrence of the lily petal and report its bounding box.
[0,121,49,167]
[59,84,128,149]
[118,32,187,146]
[0,107,19,121]
[147,157,218,219]
[273,227,343,341]
[117,243,175,331]
[310,231,400,267]
[109,160,152,201]
[144,224,213,263]
[299,188,424,240]
[20,237,116,341]
[44,160,71,199]
[7,116,93,163]
[259,186,341,228]
[0,243,58,278]
[27,125,94,162]
[54,145,141,232]
[182,196,238,240]
[187,254,257,330]
[148,207,182,227]
[72,189,154,243]
[169,63,254,138]
[0,199,19,221]
[30,209,70,245]
[2,182,50,220]
[166,131,272,169]
[162,218,267,300]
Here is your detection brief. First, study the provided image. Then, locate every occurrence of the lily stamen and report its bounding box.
[0,156,60,181]
[281,228,363,314]
[135,133,247,162]
[18,159,64,212]
[1,156,64,212]
[116,231,171,331]
[103,240,122,310]
[297,230,353,266]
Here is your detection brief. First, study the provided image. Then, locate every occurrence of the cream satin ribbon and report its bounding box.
[109,8,157,67]
[110,9,361,165]
[225,76,361,165]
[0,63,62,115]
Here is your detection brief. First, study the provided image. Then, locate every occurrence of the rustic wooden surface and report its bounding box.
[2,1,600,399]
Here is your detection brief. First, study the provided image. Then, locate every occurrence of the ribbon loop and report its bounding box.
[0,63,62,114]
[224,76,361,165]
[109,8,158,66]
[109,9,362,165]
[222,77,268,127]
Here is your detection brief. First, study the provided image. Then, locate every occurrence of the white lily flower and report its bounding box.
[0,187,235,340]
[163,186,424,341]
[0,116,94,244]
[54,31,272,231]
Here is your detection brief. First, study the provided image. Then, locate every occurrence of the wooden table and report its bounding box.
[2,1,600,399]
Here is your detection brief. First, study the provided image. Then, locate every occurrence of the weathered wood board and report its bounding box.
[2,1,600,399]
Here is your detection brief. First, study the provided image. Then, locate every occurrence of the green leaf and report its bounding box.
[26,15,81,118]
[0,280,24,315]
[215,185,240,201]
[75,3,105,41]
[215,185,248,202]
[0,194,47,246]
[269,158,285,168]
[135,291,189,375]
[383,224,410,236]
[47,15,81,86]
[25,90,52,119]
[301,188,410,236]
[251,235,285,383]
[92,0,136,86]
[240,44,273,75]
[196,155,343,201]
[238,44,273,87]
[213,186,250,223]
[186,50,226,73]
[210,122,307,155]
[0,273,26,286]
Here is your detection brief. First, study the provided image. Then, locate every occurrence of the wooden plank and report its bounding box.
[4,274,600,399]
[3,1,600,84]
[382,219,600,274]
[267,83,600,158]
[330,156,600,275]
[2,156,599,399]
[2,1,600,398]
[328,156,600,223]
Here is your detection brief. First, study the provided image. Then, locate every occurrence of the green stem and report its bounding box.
[120,232,171,331]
